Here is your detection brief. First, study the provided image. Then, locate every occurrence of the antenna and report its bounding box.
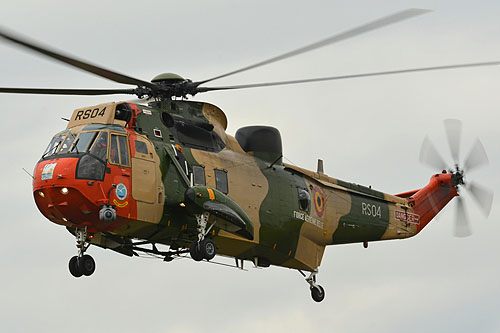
[317,159,324,174]
[22,167,34,179]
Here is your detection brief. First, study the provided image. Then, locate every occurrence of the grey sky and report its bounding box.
[1,1,499,332]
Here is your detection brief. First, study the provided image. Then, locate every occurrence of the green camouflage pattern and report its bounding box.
[91,99,421,272]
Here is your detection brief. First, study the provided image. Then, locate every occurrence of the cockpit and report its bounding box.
[41,124,130,181]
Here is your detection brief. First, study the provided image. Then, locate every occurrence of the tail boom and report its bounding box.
[408,173,459,233]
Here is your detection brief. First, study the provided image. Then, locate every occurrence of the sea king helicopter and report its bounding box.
[0,9,495,302]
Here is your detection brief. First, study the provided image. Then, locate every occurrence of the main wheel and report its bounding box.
[189,242,204,261]
[79,255,96,276]
[69,256,82,278]
[310,285,325,303]
[200,238,216,261]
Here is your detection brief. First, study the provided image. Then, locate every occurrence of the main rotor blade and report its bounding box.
[196,61,500,92]
[0,28,156,89]
[463,138,489,172]
[467,181,494,217]
[196,8,431,85]
[444,119,462,165]
[454,196,472,237]
[419,136,448,171]
[0,87,137,96]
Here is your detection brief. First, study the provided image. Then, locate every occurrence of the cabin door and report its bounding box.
[131,136,164,222]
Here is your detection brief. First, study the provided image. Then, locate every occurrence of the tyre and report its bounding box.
[79,255,96,276]
[69,256,82,278]
[189,242,203,261]
[200,238,216,261]
[310,285,325,303]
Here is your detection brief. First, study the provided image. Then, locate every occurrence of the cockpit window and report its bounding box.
[42,129,129,169]
[110,134,120,164]
[58,133,78,154]
[71,131,98,153]
[109,133,130,166]
[117,135,129,166]
[42,135,65,157]
[89,132,108,161]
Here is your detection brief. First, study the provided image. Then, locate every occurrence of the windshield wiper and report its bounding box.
[41,141,62,159]
[72,137,80,154]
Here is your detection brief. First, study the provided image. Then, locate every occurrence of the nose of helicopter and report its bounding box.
[32,157,120,232]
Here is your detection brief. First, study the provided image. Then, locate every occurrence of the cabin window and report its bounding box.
[298,188,310,212]
[193,165,206,186]
[171,121,226,153]
[214,169,228,194]
[109,133,130,166]
[135,140,148,154]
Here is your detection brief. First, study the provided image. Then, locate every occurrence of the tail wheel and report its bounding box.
[69,256,82,278]
[310,285,325,303]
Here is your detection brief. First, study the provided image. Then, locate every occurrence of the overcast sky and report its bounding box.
[1,1,500,332]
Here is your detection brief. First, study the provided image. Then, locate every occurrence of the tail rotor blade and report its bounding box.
[467,181,494,217]
[444,119,462,165]
[463,139,489,172]
[454,196,472,237]
[419,136,448,171]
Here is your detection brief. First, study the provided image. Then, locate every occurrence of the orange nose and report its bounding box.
[32,157,132,233]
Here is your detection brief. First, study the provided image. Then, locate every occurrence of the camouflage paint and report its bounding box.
[33,100,460,272]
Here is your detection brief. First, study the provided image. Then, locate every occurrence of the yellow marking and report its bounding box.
[288,250,292,256]
[113,199,128,208]
[273,243,277,250]
[207,188,215,200]
[168,220,171,227]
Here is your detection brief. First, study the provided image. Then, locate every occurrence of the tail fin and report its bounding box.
[407,172,459,233]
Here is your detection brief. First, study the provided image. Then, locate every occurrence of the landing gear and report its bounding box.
[190,213,217,261]
[200,238,216,260]
[299,269,325,302]
[68,227,96,278]
[68,256,82,278]
[189,242,204,261]
[79,255,96,276]
[310,285,325,303]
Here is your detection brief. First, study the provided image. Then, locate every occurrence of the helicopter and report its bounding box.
[0,8,495,302]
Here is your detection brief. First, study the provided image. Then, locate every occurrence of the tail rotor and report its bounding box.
[419,119,493,237]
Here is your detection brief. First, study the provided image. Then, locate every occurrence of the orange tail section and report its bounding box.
[404,173,460,233]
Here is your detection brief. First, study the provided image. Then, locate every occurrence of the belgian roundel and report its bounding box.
[313,186,325,217]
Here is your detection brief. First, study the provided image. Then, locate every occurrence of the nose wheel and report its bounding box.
[68,227,96,278]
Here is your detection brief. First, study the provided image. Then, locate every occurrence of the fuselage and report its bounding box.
[33,100,456,271]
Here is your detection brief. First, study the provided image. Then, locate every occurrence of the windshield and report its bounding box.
[42,130,100,158]
[71,131,98,154]
[58,133,78,154]
[42,135,66,158]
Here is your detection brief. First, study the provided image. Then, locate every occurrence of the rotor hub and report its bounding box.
[151,72,185,83]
